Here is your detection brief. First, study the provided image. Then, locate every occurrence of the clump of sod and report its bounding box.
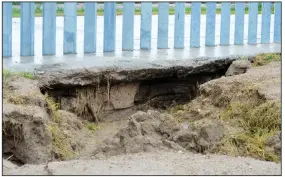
[46,124,76,160]
[252,53,281,67]
[219,86,281,162]
[44,94,76,160]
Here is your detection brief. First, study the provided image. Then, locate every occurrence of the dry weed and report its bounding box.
[253,53,281,67]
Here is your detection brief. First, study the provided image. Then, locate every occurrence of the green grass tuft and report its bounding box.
[253,53,281,67]
[44,94,61,124]
[3,69,35,80]
[46,124,75,160]
[221,100,280,133]
[219,97,281,162]
[220,130,280,162]
[82,120,100,133]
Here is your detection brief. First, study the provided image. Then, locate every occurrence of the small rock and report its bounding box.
[265,131,281,156]
[130,111,149,122]
[158,115,180,135]
[225,60,251,76]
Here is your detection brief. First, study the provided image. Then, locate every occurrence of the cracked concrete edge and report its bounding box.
[35,55,245,88]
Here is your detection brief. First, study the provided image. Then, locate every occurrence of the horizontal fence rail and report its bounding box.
[3,2,282,57]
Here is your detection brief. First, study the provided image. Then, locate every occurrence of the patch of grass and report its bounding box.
[44,94,61,123]
[3,69,35,81]
[166,58,281,162]
[221,100,281,133]
[219,100,281,162]
[44,94,77,161]
[167,104,185,114]
[220,130,280,162]
[3,69,36,100]
[3,120,24,144]
[214,83,281,162]
[46,124,75,160]
[7,95,27,105]
[167,104,190,122]
[21,72,35,80]
[82,120,100,133]
[3,69,15,80]
[86,123,100,132]
[253,53,281,67]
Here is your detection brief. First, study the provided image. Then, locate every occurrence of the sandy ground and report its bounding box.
[4,150,281,175]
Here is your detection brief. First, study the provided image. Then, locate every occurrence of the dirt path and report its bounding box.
[4,150,281,175]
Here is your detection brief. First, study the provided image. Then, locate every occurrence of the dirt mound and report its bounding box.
[167,61,280,123]
[167,61,281,162]
[2,100,101,164]
[3,103,52,164]
[93,110,230,157]
[2,75,103,164]
[201,61,281,103]
[93,111,166,157]
[3,76,46,107]
[171,119,225,153]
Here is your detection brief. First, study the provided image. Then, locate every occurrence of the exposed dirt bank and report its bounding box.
[38,58,232,122]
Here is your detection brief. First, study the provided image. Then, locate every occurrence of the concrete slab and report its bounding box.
[3,43,281,72]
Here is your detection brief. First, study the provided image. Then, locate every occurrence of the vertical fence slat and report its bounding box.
[157,3,169,49]
[234,2,245,45]
[174,2,185,49]
[3,2,12,57]
[220,2,231,46]
[140,2,152,50]
[84,2,97,53]
[122,2,135,50]
[205,2,216,46]
[273,2,281,43]
[104,2,116,52]
[190,2,201,48]
[43,3,56,55]
[261,2,272,44]
[64,2,77,54]
[248,2,258,45]
[20,2,35,56]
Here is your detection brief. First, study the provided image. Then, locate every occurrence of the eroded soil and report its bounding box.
[2,56,281,175]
